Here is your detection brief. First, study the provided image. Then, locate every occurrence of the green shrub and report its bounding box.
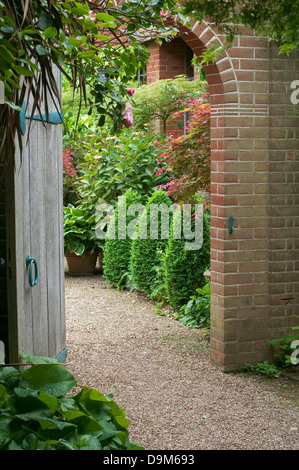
[269,327,299,368]
[244,361,280,378]
[76,129,168,208]
[132,75,208,135]
[0,353,143,450]
[103,189,142,286]
[130,190,173,297]
[177,279,211,329]
[164,209,210,309]
[63,203,99,255]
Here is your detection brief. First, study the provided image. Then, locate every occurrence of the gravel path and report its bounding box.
[65,271,299,451]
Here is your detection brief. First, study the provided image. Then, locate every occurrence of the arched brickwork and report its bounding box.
[175,19,299,371]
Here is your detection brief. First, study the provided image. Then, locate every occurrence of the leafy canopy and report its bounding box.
[0,0,179,166]
[181,0,299,55]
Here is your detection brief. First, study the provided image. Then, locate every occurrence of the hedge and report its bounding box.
[130,189,173,297]
[164,208,210,309]
[103,189,142,286]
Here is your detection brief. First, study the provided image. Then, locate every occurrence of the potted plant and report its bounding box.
[63,203,101,275]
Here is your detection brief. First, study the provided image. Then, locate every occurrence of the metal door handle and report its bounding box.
[26,256,38,287]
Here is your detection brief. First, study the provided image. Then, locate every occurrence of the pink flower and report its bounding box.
[160,10,170,19]
[88,10,97,23]
[127,87,135,97]
[123,102,134,128]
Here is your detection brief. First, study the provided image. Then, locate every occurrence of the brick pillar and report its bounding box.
[209,34,271,370]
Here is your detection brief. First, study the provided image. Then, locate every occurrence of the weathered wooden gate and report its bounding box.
[3,71,66,363]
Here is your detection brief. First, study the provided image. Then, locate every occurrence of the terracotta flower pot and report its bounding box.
[66,251,98,276]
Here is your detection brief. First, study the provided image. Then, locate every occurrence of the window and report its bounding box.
[137,66,147,86]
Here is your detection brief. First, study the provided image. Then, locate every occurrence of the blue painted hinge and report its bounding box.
[20,101,64,135]
[56,348,68,363]
[229,216,235,233]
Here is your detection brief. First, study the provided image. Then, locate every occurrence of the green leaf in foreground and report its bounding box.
[0,356,144,450]
[19,364,77,397]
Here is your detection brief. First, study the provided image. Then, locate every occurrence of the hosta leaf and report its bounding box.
[19,364,77,397]
[20,352,59,364]
[0,383,6,401]
[13,395,53,421]
[38,417,76,432]
[0,366,20,382]
[75,243,85,256]
[78,434,102,450]
[68,239,80,253]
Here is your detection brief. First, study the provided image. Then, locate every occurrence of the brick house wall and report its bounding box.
[144,36,200,137]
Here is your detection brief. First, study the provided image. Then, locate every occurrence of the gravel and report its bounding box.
[64,271,299,451]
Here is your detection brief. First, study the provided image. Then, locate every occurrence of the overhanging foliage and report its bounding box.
[182,0,299,54]
[0,0,179,167]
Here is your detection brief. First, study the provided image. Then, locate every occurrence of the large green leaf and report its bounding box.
[20,352,59,364]
[19,364,77,397]
[78,434,103,450]
[0,366,20,383]
[12,393,53,421]
[0,383,6,401]
[75,243,85,255]
[13,64,34,76]
[68,239,80,252]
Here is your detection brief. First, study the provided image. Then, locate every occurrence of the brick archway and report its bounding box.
[176,20,299,371]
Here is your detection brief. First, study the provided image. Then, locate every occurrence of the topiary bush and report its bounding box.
[103,189,142,286]
[164,208,210,309]
[130,189,173,297]
[0,353,143,450]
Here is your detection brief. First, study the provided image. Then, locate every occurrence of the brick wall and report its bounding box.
[268,44,299,341]
[147,37,189,84]
[146,37,200,137]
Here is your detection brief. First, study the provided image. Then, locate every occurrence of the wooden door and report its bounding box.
[5,71,65,363]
